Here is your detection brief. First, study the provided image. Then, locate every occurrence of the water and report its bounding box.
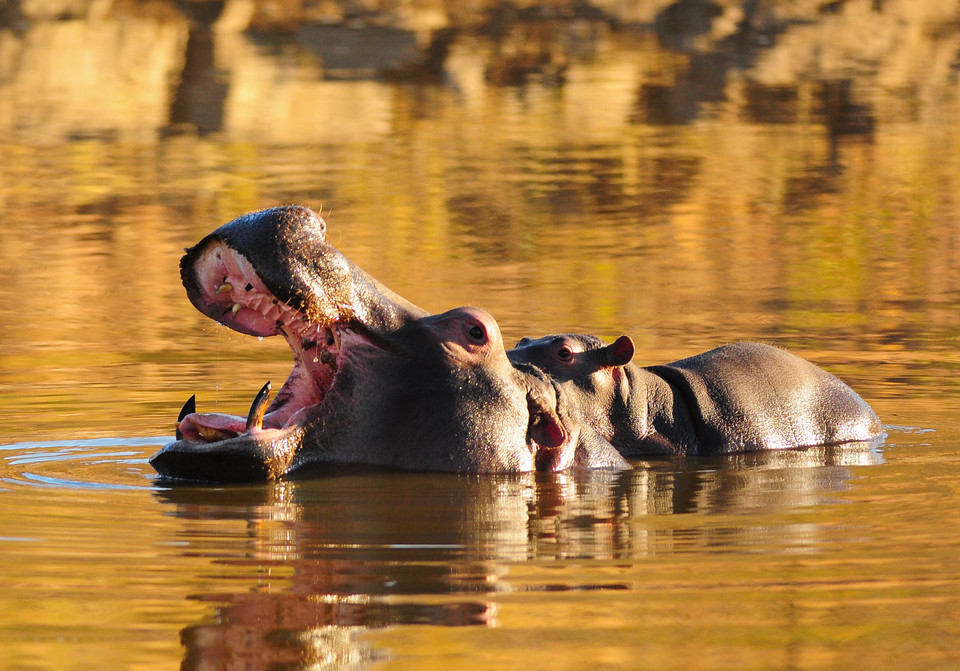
[2,1,960,668]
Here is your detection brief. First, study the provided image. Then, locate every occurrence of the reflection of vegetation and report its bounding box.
[1,1,960,438]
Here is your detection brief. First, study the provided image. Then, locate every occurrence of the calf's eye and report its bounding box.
[556,346,573,361]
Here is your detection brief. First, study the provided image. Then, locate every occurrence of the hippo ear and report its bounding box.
[601,335,635,367]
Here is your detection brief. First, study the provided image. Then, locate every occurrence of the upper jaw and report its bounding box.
[179,205,332,332]
[181,206,428,337]
[181,236,304,338]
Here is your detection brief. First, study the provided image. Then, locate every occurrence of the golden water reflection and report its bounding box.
[154,443,885,670]
[3,3,959,383]
[3,2,960,669]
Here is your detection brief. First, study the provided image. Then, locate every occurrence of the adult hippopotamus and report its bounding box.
[507,333,883,456]
[150,206,627,482]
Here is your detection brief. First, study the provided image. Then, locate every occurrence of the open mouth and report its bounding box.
[173,240,355,445]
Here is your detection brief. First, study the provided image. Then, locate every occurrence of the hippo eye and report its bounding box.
[555,345,573,361]
[467,323,486,343]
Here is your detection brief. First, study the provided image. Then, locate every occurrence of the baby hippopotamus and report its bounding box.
[507,334,884,456]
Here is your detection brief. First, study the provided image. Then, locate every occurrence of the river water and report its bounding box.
[2,2,960,669]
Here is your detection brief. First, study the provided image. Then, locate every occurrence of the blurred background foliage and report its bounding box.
[1,0,959,436]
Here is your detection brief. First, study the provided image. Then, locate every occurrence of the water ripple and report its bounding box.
[0,436,168,490]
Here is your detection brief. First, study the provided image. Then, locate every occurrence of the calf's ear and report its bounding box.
[601,335,635,367]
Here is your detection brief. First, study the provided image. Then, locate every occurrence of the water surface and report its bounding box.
[2,2,960,669]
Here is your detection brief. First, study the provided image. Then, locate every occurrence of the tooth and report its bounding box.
[216,282,233,294]
[175,395,196,441]
[231,302,242,315]
[245,381,272,432]
[177,395,196,421]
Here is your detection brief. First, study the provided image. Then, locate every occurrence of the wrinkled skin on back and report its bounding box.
[508,334,884,457]
[150,207,627,482]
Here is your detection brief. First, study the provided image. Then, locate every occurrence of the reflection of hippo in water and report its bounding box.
[150,206,627,482]
[507,333,883,457]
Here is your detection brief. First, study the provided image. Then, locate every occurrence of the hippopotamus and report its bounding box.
[150,206,627,482]
[507,333,883,456]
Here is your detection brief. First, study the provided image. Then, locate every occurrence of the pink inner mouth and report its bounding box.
[175,242,349,443]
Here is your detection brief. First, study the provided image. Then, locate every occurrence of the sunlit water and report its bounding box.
[2,2,960,669]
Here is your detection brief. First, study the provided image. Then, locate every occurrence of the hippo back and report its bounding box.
[647,342,883,454]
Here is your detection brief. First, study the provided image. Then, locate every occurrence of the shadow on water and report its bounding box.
[150,442,882,669]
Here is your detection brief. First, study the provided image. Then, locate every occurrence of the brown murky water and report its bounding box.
[2,2,960,669]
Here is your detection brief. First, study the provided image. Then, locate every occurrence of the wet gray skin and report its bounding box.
[507,334,884,457]
[149,206,627,482]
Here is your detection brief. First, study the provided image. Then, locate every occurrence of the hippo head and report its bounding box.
[507,333,636,442]
[508,334,636,383]
[150,206,627,482]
